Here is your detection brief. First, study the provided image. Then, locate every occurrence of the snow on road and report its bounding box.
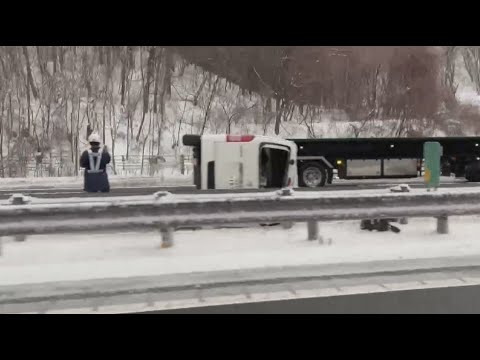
[0,174,192,191]
[1,216,480,286]
[0,174,465,192]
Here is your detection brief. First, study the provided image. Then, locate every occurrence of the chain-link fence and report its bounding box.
[110,155,192,177]
[0,154,192,178]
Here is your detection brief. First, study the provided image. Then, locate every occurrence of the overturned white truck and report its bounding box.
[182,134,298,190]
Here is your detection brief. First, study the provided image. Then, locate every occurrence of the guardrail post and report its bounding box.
[180,155,185,175]
[160,227,174,248]
[307,221,322,243]
[9,194,29,242]
[436,215,449,234]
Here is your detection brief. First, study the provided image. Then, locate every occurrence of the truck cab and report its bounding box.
[183,134,298,190]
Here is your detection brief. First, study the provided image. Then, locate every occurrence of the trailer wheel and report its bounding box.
[466,172,480,182]
[299,162,327,188]
[465,162,480,182]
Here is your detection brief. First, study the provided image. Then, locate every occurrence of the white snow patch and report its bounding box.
[457,88,480,107]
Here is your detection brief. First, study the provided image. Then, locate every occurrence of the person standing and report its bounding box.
[80,133,111,193]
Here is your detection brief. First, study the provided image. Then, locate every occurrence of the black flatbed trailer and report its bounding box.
[288,136,480,187]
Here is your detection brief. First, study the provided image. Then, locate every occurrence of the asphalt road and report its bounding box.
[146,283,480,314]
[4,256,480,314]
[1,180,479,199]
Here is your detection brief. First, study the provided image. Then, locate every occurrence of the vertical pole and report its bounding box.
[15,234,27,242]
[307,220,319,241]
[10,194,28,242]
[180,155,185,175]
[437,215,449,234]
[160,227,174,248]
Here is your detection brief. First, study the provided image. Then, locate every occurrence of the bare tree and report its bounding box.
[217,84,255,134]
[299,105,320,138]
[200,75,220,135]
[444,46,458,95]
[136,47,156,141]
[463,47,480,94]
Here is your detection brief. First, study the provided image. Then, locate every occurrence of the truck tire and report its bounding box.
[465,174,479,182]
[299,162,327,188]
[466,172,480,182]
[465,162,480,182]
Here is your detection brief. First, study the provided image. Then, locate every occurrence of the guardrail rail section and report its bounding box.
[0,188,479,254]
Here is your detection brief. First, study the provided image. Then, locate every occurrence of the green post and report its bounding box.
[424,141,442,190]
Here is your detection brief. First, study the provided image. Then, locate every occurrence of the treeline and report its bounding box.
[177,46,477,136]
[0,46,178,176]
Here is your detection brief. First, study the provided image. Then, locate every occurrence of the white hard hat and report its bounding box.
[88,133,101,143]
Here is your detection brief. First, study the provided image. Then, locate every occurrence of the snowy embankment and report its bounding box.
[1,216,480,286]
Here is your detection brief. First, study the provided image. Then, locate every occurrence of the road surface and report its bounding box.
[0,179,479,199]
[150,282,480,314]
[4,256,480,314]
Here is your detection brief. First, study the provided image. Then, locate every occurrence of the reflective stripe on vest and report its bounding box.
[87,147,104,173]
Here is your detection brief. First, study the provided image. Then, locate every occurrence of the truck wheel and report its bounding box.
[466,173,480,182]
[465,162,480,182]
[299,162,327,188]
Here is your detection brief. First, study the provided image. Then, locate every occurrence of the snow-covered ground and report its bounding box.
[2,216,480,286]
[0,173,192,190]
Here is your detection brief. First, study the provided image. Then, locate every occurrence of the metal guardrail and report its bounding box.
[1,188,480,253]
